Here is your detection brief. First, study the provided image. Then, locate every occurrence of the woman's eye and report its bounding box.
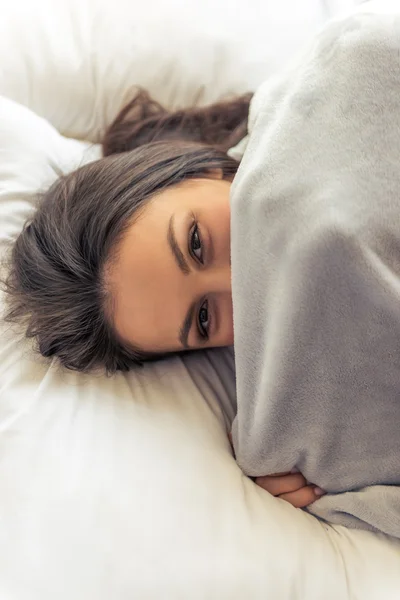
[198,302,209,338]
[198,301,209,338]
[190,224,203,264]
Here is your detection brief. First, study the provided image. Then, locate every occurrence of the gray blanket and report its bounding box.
[230,6,400,538]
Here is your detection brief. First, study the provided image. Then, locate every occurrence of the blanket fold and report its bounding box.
[231,6,400,538]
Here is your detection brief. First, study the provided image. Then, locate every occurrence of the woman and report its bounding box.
[5,91,247,373]
[3,89,321,509]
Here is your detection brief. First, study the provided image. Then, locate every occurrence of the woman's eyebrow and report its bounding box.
[179,301,196,349]
[168,216,190,275]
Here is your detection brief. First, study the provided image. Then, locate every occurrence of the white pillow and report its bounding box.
[1,97,400,599]
[0,0,361,143]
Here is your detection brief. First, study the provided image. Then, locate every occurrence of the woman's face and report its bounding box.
[108,176,233,354]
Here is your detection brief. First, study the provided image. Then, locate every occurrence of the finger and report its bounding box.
[255,473,307,496]
[279,485,323,508]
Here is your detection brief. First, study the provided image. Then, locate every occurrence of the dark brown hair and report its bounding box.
[3,90,251,373]
[103,89,252,156]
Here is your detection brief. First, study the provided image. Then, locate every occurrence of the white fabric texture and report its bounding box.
[0,0,399,598]
[0,0,361,143]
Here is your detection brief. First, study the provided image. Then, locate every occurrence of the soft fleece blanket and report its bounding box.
[230,6,400,538]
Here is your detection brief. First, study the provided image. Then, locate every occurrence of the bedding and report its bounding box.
[0,0,361,142]
[0,0,400,598]
[231,3,400,538]
[1,96,400,600]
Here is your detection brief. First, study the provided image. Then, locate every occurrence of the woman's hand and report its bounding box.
[255,472,325,508]
[227,434,324,508]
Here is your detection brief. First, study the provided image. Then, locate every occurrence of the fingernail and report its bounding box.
[290,468,298,474]
[314,487,326,496]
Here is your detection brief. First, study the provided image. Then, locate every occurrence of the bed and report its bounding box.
[1,0,399,598]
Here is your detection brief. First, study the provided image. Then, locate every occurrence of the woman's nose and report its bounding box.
[198,265,232,294]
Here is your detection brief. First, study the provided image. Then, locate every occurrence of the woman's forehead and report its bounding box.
[108,201,187,351]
